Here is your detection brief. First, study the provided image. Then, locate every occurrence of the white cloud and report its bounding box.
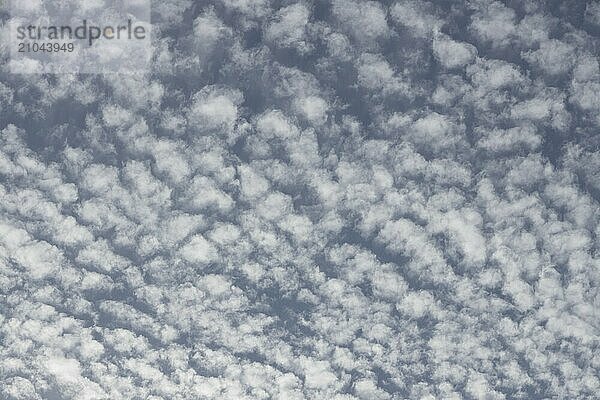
[522,39,576,76]
[332,0,390,47]
[433,35,477,69]
[265,3,312,54]
[1,1,599,399]
[179,234,220,265]
[469,1,517,47]
[390,0,441,38]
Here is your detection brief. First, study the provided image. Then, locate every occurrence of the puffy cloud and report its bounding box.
[477,124,542,153]
[193,8,234,60]
[469,1,517,47]
[467,58,525,93]
[187,85,244,141]
[264,3,312,54]
[390,0,442,38]
[432,35,477,69]
[332,0,390,47]
[1,1,599,399]
[407,112,464,154]
[293,95,329,125]
[179,234,220,266]
[522,39,576,76]
[355,53,409,94]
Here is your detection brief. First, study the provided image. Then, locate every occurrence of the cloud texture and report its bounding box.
[0,0,599,399]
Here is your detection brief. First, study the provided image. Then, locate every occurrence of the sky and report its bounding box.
[0,0,600,399]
